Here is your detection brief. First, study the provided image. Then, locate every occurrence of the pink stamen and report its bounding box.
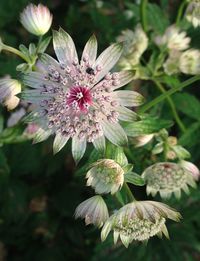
[66,86,92,112]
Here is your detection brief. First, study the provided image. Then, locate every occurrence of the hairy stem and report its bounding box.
[2,44,29,63]
[140,0,148,32]
[139,75,200,113]
[152,79,186,133]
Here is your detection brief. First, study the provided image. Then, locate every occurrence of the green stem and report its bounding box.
[139,75,200,113]
[152,79,186,133]
[140,0,148,33]
[124,182,135,202]
[2,44,29,63]
[176,0,188,25]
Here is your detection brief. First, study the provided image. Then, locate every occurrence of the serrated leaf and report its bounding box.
[173,93,200,121]
[124,117,173,137]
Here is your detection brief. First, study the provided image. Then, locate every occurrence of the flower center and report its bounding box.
[66,86,92,112]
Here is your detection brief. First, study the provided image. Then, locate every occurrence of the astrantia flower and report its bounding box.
[142,162,196,199]
[180,160,200,181]
[86,159,124,194]
[179,49,200,75]
[75,195,109,228]
[20,4,52,36]
[22,29,144,161]
[163,50,181,75]
[0,77,21,110]
[101,200,181,247]
[117,25,148,69]
[186,0,200,28]
[154,25,190,51]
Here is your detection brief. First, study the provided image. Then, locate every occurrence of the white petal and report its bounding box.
[53,28,78,66]
[115,90,144,107]
[102,121,128,146]
[53,133,69,154]
[93,135,106,153]
[72,136,86,163]
[22,72,45,89]
[116,106,138,122]
[38,53,60,70]
[112,71,135,90]
[94,43,123,83]
[33,127,51,143]
[81,34,97,66]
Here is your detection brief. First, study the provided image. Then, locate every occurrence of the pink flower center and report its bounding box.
[66,86,92,112]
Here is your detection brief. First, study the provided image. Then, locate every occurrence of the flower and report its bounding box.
[142,162,196,199]
[180,160,200,181]
[7,108,26,127]
[186,0,200,28]
[86,159,124,194]
[116,24,148,69]
[154,25,190,51]
[0,77,21,110]
[163,50,182,75]
[132,134,154,147]
[22,29,144,161]
[20,4,52,36]
[75,195,109,228]
[179,49,200,75]
[101,200,181,247]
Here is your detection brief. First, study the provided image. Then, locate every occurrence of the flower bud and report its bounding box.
[186,0,200,28]
[0,77,21,110]
[179,49,200,75]
[75,195,109,228]
[20,4,53,36]
[86,159,124,194]
[133,134,154,147]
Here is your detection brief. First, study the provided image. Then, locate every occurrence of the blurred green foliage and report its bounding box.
[0,0,200,260]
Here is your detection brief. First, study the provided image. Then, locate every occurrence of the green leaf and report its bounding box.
[147,3,169,33]
[124,172,145,186]
[179,122,200,147]
[105,143,128,167]
[37,36,52,53]
[173,93,200,121]
[124,116,173,137]
[122,164,133,174]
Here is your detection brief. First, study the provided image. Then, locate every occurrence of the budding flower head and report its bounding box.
[180,160,200,181]
[117,24,148,69]
[20,4,53,36]
[132,134,154,147]
[75,195,109,228]
[142,162,196,199]
[0,77,21,110]
[163,50,181,75]
[154,25,190,51]
[101,200,181,247]
[179,49,200,75]
[186,0,200,28]
[86,159,124,194]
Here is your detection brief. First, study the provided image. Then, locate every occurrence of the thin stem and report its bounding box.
[123,182,135,202]
[140,0,148,33]
[3,44,29,63]
[152,79,186,133]
[176,0,188,25]
[139,75,200,113]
